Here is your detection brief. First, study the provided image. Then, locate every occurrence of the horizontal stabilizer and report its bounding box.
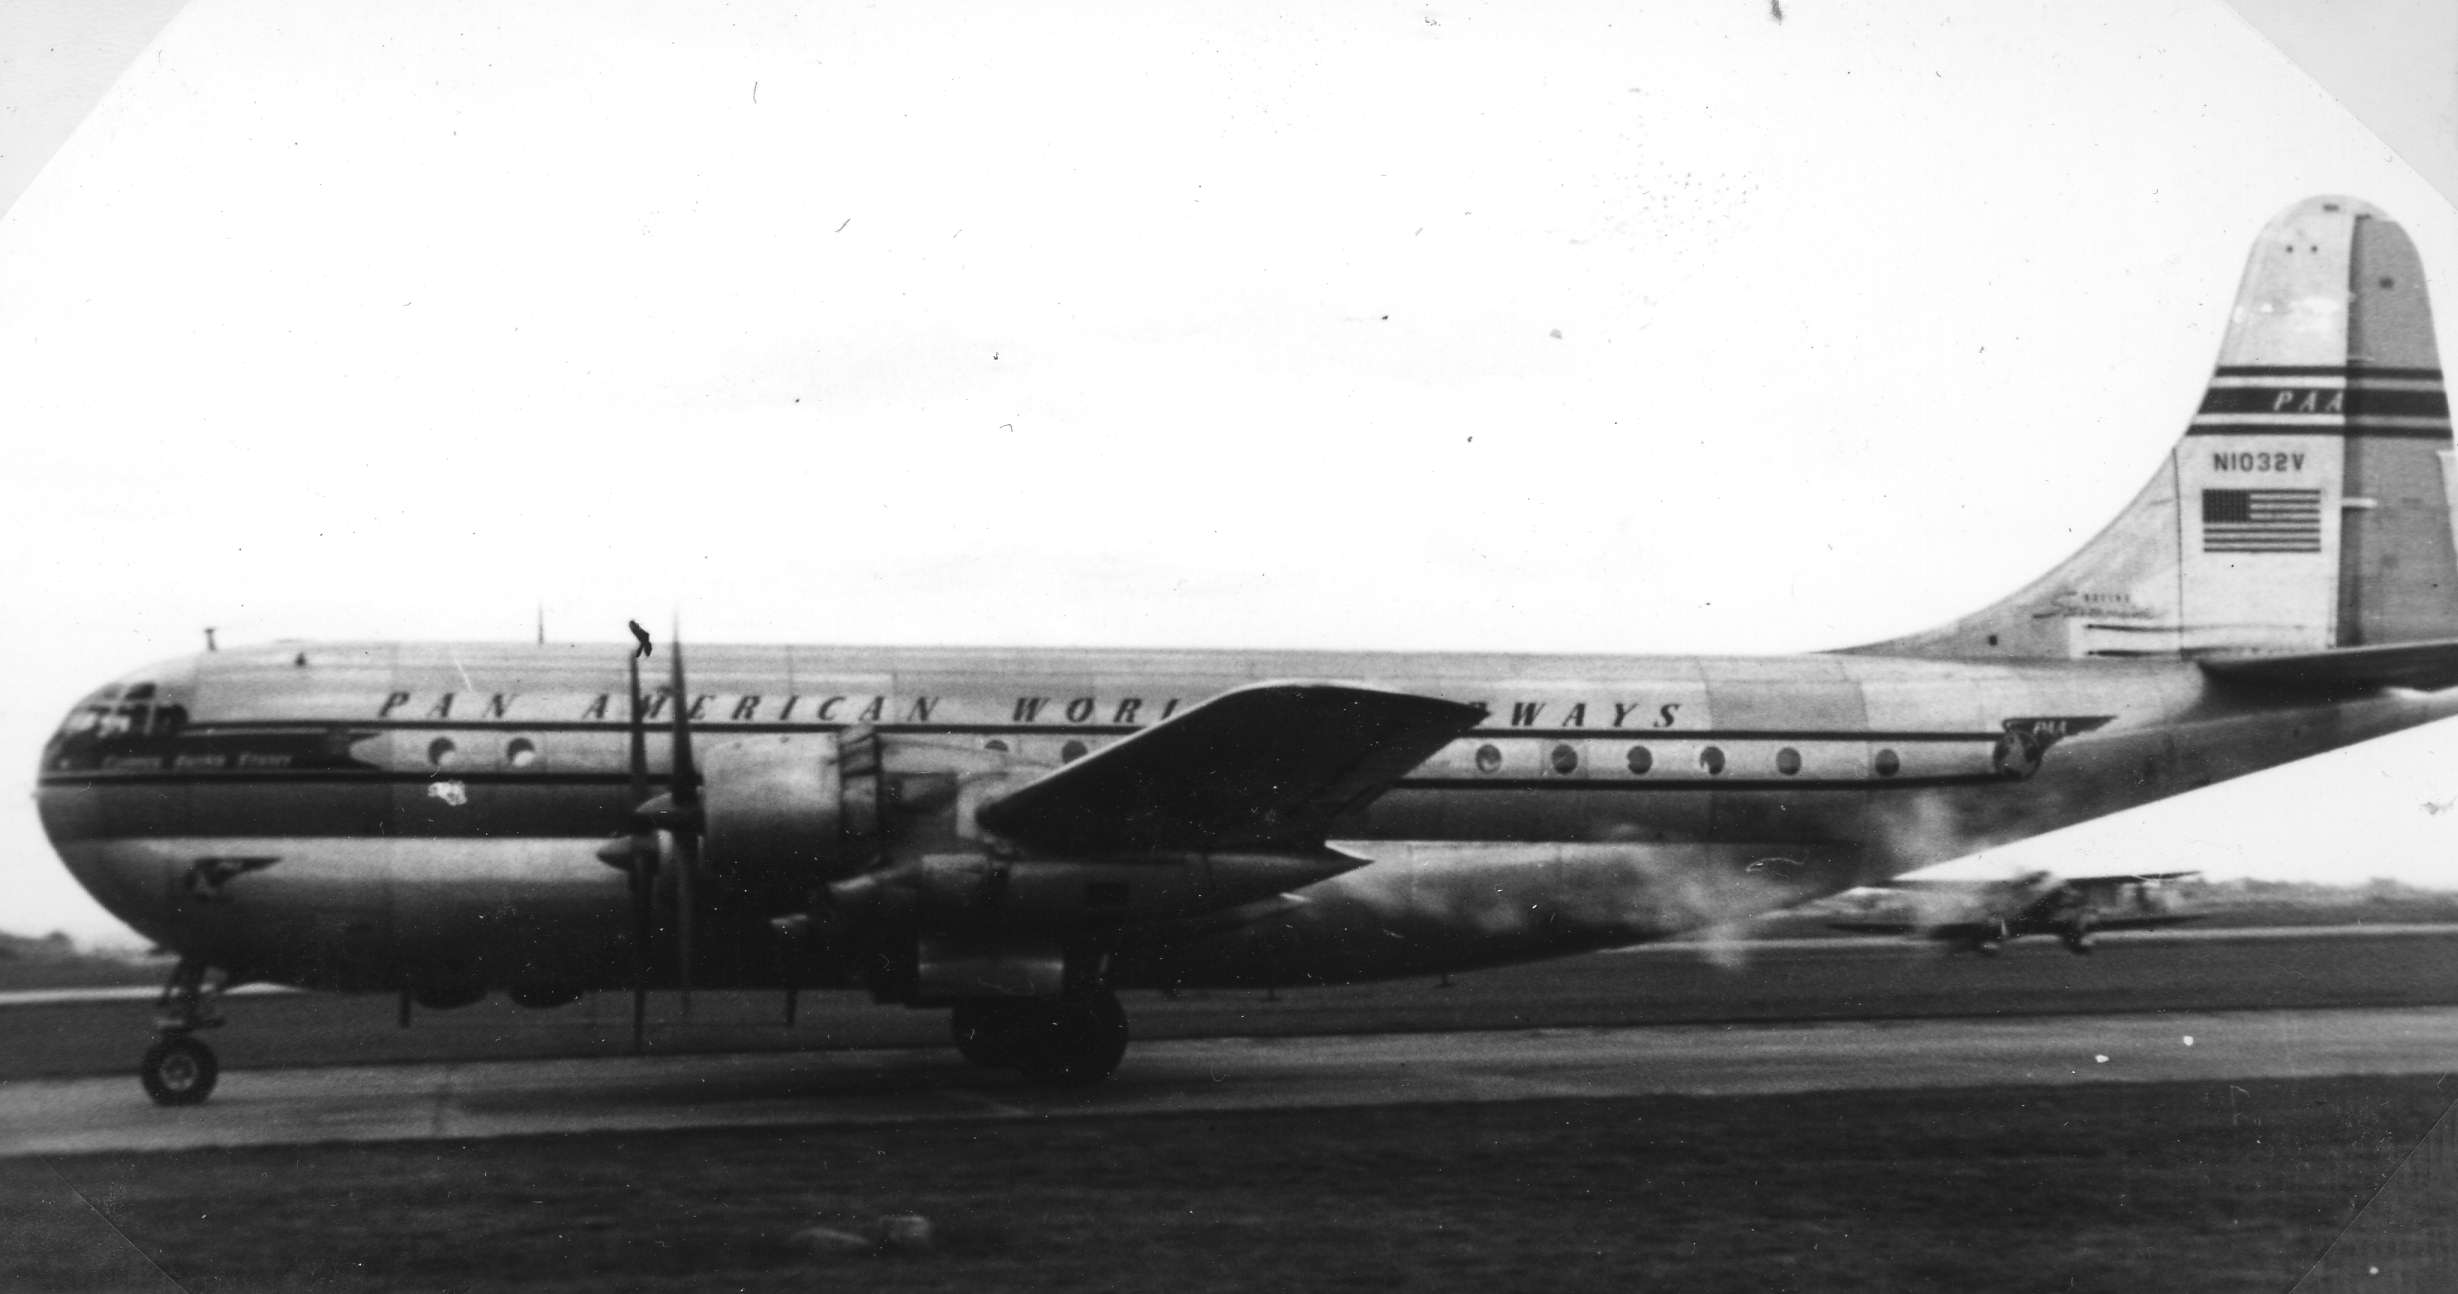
[2201,638,2458,694]
[975,683,1486,854]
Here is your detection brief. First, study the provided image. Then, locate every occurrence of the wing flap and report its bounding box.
[974,682,1485,854]
[2202,638,2458,694]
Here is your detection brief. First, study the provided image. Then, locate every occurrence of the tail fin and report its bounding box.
[1855,196,2457,661]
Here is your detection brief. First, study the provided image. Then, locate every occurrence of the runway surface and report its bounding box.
[7,1005,2454,1159]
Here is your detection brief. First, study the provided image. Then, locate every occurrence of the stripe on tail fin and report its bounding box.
[1850,196,2455,662]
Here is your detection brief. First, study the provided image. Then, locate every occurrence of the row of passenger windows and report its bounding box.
[421,733,1907,780]
[1489,741,1905,778]
[1005,736,1909,778]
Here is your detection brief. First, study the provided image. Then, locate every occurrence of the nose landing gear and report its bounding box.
[140,957,225,1106]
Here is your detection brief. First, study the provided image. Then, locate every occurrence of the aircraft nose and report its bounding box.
[37,654,202,843]
[37,656,206,946]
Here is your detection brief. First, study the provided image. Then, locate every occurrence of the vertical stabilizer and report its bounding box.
[1852,197,2456,661]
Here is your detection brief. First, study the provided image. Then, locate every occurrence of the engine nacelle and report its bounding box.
[696,732,1026,913]
[699,732,881,903]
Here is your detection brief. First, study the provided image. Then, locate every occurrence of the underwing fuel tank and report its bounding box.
[827,847,1372,933]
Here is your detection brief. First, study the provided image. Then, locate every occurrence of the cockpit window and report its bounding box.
[51,683,187,743]
[44,665,198,772]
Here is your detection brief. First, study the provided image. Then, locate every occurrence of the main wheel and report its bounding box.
[950,1000,1027,1068]
[140,1034,219,1107]
[1014,989,1129,1087]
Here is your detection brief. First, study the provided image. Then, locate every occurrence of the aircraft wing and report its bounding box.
[975,682,1487,854]
[2202,638,2458,694]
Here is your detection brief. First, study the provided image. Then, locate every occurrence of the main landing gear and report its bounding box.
[139,956,224,1106]
[949,988,1130,1085]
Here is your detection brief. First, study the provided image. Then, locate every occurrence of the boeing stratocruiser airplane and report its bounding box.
[39,196,2458,1104]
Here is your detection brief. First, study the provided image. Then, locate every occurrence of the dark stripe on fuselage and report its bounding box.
[2197,388,2450,416]
[2212,365,2445,379]
[1466,729,2003,742]
[1398,775,2006,792]
[44,771,659,787]
[2182,424,2450,439]
[168,719,1149,736]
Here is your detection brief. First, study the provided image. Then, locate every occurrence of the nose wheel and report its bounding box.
[139,1034,219,1106]
[140,956,225,1106]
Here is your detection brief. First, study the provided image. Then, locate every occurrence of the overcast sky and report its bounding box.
[4,0,2455,942]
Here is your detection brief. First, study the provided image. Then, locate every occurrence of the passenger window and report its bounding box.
[1474,744,1503,774]
[428,737,458,768]
[505,737,538,768]
[983,739,1009,753]
[1776,747,1801,776]
[1626,746,1652,775]
[1060,739,1088,763]
[1550,743,1579,775]
[1874,748,1901,778]
[1698,746,1726,776]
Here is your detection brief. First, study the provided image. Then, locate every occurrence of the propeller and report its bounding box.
[601,623,705,1046]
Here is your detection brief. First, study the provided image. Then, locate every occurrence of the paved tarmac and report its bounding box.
[6,1005,2454,1159]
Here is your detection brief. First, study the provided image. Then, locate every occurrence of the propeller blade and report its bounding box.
[667,626,699,814]
[629,653,650,809]
[626,651,653,1053]
[668,623,699,1016]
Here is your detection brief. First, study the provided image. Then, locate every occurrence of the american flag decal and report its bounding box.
[2201,488,2323,553]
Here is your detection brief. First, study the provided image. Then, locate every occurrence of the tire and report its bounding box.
[950,1001,1025,1068]
[140,1035,219,1107]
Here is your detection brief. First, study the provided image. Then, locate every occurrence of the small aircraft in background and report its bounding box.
[1824,870,2202,955]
